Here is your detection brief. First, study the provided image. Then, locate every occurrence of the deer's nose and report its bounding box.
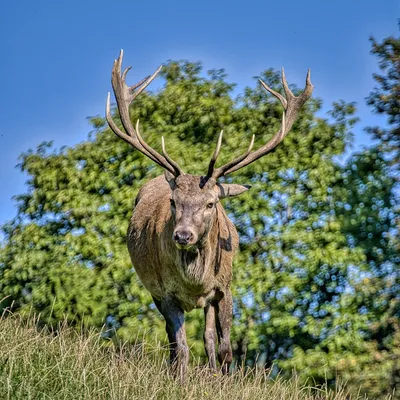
[174,231,194,246]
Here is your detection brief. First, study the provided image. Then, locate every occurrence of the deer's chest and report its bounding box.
[162,255,218,311]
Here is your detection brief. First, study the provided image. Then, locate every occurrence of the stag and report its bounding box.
[106,50,313,378]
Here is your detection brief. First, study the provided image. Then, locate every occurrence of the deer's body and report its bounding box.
[128,175,238,311]
[105,50,313,379]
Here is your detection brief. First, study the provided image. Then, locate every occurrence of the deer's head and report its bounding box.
[163,173,248,249]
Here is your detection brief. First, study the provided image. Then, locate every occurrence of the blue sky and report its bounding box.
[0,0,398,227]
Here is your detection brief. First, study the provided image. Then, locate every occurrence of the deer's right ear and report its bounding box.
[164,170,177,190]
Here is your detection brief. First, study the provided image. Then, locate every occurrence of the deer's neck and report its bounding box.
[176,213,220,285]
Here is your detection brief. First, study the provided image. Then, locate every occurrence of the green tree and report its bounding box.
[329,148,398,397]
[364,24,400,397]
[331,24,400,397]
[366,22,400,170]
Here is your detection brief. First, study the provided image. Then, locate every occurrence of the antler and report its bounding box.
[207,68,314,180]
[106,50,184,177]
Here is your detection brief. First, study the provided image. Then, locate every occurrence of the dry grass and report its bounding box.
[0,313,390,400]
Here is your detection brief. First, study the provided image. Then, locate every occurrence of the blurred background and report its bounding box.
[0,1,399,398]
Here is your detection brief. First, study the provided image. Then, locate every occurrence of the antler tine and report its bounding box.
[281,67,293,103]
[259,78,287,109]
[106,50,183,176]
[135,119,166,163]
[209,134,255,179]
[106,92,129,143]
[206,130,223,178]
[161,136,184,176]
[131,65,162,100]
[210,69,313,179]
[135,120,183,175]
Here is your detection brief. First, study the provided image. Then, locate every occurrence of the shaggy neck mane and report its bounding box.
[175,211,221,285]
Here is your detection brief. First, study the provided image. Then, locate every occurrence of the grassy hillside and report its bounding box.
[0,313,391,400]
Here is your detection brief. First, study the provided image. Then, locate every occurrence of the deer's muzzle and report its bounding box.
[173,230,194,246]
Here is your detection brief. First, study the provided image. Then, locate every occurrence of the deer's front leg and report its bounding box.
[204,303,217,370]
[215,290,233,374]
[154,296,189,380]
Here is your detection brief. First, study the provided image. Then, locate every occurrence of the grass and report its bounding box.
[0,312,391,400]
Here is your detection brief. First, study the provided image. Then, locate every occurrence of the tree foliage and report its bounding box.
[366,22,400,171]
[342,23,400,397]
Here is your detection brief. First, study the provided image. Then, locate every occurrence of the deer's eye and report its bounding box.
[207,202,214,209]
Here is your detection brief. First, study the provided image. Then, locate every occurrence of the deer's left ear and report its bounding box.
[164,170,177,190]
[216,183,251,198]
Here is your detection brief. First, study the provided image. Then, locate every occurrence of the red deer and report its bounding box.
[106,50,313,378]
